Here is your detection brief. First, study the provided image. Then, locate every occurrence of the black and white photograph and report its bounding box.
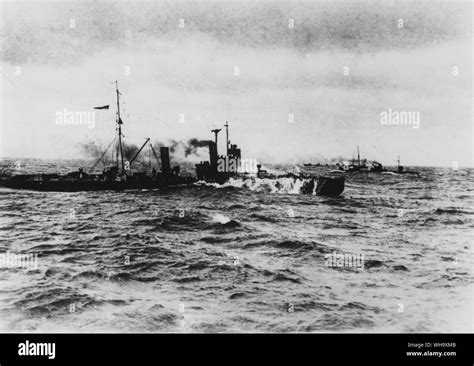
[0,0,472,362]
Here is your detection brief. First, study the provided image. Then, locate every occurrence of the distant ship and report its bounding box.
[337,146,384,172]
[384,156,419,175]
[0,83,345,196]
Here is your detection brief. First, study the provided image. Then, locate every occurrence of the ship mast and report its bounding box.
[357,146,360,166]
[397,155,400,168]
[115,81,125,172]
[225,121,229,155]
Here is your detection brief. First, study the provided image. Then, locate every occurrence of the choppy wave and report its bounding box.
[0,161,473,333]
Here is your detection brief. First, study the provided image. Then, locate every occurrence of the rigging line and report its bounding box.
[149,143,161,168]
[89,136,117,172]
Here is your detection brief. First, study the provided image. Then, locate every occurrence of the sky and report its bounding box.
[0,0,472,167]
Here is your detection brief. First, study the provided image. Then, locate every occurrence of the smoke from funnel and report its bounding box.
[185,138,213,156]
[81,136,213,166]
[122,142,139,161]
[80,141,103,159]
[81,141,141,163]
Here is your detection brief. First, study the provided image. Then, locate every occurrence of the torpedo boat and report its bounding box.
[0,82,194,192]
[194,123,345,196]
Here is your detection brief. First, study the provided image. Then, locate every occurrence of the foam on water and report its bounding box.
[211,213,231,224]
[196,176,310,195]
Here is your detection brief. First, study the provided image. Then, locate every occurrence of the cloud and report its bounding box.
[1,1,470,65]
[0,1,471,167]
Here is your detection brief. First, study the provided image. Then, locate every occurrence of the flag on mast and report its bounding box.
[94,105,109,110]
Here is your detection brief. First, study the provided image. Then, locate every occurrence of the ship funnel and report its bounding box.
[160,147,171,174]
[211,129,221,155]
[209,142,218,169]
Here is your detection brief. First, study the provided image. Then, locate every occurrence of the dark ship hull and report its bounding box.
[315,176,345,196]
[254,168,344,196]
[279,175,344,196]
[0,173,195,192]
